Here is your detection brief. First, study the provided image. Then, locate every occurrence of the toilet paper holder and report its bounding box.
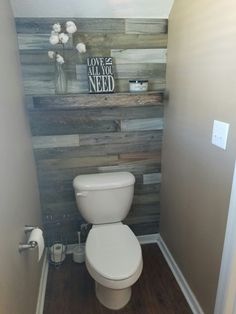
[18,225,38,253]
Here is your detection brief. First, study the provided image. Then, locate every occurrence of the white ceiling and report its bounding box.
[10,0,174,18]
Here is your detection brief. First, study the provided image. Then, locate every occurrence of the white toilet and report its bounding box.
[73,172,143,310]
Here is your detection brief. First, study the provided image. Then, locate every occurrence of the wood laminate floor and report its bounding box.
[44,244,192,314]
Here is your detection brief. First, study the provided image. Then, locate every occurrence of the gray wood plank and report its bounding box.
[76,63,166,80]
[18,33,167,51]
[29,92,163,109]
[115,79,166,93]
[29,108,163,133]
[78,130,163,146]
[119,151,161,162]
[143,173,162,184]
[133,193,160,205]
[32,135,80,149]
[35,141,162,161]
[114,63,166,79]
[23,77,165,95]
[125,215,159,226]
[111,48,167,64]
[125,19,167,34]
[97,159,161,175]
[18,34,73,50]
[74,33,168,49]
[15,18,125,34]
[30,117,119,136]
[38,159,161,183]
[128,220,160,235]
[37,155,119,171]
[121,118,164,131]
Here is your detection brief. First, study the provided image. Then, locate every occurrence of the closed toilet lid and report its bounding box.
[86,224,142,281]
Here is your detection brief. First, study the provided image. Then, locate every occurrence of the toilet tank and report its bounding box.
[73,172,135,224]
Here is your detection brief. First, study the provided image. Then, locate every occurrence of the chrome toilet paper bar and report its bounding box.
[18,241,38,253]
[18,225,40,253]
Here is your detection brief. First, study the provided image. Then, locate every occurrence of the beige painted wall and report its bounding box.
[161,0,236,313]
[0,1,43,314]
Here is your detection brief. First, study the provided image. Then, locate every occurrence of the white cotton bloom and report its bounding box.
[48,51,55,59]
[49,34,59,45]
[76,42,86,53]
[66,21,77,34]
[59,33,69,44]
[56,54,65,64]
[52,23,61,33]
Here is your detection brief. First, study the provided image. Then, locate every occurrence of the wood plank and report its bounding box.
[37,155,119,171]
[78,131,163,146]
[125,214,160,225]
[115,78,166,93]
[28,92,163,109]
[15,18,125,34]
[32,135,80,149]
[114,63,166,79]
[23,77,166,95]
[74,33,168,49]
[18,33,167,51]
[23,80,55,95]
[143,173,162,184]
[22,62,166,95]
[34,131,162,153]
[17,34,73,50]
[38,158,161,184]
[29,106,163,122]
[134,183,161,195]
[41,200,78,215]
[29,117,119,136]
[76,62,166,82]
[75,63,166,80]
[121,118,164,131]
[20,48,111,65]
[133,193,160,205]
[111,48,167,64]
[125,18,168,34]
[129,220,159,235]
[43,245,192,314]
[131,202,160,213]
[119,152,161,162]
[97,159,161,175]
[35,141,161,162]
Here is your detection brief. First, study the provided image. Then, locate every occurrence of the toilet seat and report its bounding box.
[85,223,143,290]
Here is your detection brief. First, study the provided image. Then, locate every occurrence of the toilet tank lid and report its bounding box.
[73,172,135,190]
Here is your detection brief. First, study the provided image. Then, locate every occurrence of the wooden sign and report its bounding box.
[87,57,115,93]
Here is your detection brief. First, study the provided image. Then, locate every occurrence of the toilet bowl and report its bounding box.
[73,172,143,310]
[86,223,143,309]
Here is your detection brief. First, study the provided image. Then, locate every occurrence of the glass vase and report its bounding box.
[54,62,67,94]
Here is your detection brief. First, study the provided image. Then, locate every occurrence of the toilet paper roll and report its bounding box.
[28,228,44,262]
[49,243,66,264]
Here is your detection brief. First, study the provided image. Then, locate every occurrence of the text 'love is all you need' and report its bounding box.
[87,57,115,93]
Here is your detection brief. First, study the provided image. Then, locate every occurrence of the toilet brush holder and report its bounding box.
[73,244,85,263]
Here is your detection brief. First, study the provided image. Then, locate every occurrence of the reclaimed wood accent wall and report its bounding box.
[15,18,167,94]
[15,18,167,244]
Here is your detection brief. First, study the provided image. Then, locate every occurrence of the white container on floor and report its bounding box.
[73,244,85,263]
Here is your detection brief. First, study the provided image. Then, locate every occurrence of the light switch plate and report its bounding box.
[212,120,230,150]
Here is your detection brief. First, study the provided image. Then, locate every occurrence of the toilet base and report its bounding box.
[95,282,131,310]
